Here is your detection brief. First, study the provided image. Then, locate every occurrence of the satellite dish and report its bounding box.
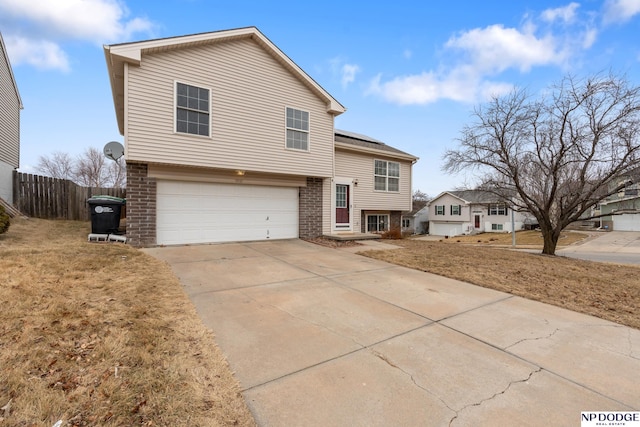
[103,141,124,161]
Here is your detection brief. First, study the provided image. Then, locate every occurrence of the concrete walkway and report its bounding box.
[145,240,640,426]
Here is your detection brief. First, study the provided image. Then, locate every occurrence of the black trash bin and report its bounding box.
[87,196,125,234]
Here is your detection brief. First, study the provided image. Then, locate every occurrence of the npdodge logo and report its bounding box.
[581,412,640,427]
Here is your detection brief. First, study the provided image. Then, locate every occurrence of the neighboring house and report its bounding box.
[596,168,640,231]
[401,202,429,234]
[600,196,640,231]
[428,190,530,237]
[0,32,23,206]
[104,27,417,247]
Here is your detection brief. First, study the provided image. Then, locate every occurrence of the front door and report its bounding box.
[474,214,481,229]
[335,184,350,227]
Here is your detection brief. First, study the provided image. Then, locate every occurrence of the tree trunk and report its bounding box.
[542,228,560,255]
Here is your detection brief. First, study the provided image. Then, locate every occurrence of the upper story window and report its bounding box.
[286,107,309,151]
[374,160,400,192]
[488,203,507,216]
[451,205,461,215]
[435,205,445,215]
[176,82,210,137]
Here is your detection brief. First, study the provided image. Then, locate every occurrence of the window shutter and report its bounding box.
[488,205,491,216]
[458,205,461,215]
[450,205,452,215]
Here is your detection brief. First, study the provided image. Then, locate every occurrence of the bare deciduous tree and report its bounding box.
[444,73,640,255]
[36,147,126,188]
[36,151,75,181]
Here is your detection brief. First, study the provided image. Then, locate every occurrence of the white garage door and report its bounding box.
[429,222,464,237]
[157,181,299,245]
[613,214,640,231]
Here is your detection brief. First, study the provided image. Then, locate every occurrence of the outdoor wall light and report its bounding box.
[235,170,245,176]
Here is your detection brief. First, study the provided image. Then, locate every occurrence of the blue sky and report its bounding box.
[2,0,640,196]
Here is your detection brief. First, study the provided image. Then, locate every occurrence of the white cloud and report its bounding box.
[368,17,580,106]
[582,28,598,48]
[0,0,154,71]
[603,0,640,24]
[367,67,513,105]
[541,2,580,23]
[330,57,361,89]
[445,24,567,73]
[341,63,360,88]
[4,35,70,71]
[0,0,154,42]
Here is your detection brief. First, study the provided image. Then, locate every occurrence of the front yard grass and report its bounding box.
[0,218,255,426]
[361,239,640,330]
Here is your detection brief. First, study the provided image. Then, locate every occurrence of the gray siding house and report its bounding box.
[0,32,23,205]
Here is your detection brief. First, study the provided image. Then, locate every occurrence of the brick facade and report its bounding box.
[125,162,156,247]
[299,177,323,239]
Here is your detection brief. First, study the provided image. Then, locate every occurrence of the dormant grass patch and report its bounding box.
[361,239,640,330]
[0,218,255,426]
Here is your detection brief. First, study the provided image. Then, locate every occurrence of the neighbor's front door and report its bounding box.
[336,184,350,227]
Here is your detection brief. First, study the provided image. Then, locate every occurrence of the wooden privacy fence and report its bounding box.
[13,171,126,221]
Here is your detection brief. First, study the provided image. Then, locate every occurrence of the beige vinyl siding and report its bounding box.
[125,38,334,177]
[326,149,412,233]
[335,149,412,211]
[148,164,306,187]
[0,39,20,168]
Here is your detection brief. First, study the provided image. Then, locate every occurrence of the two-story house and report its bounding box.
[428,190,530,237]
[0,32,23,206]
[598,168,640,231]
[104,27,416,247]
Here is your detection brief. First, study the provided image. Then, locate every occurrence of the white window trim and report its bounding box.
[373,159,400,192]
[284,106,310,152]
[331,177,353,231]
[174,80,212,138]
[435,205,445,215]
[366,214,390,233]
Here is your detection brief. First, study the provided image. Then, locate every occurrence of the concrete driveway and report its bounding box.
[145,240,639,426]
[558,231,640,265]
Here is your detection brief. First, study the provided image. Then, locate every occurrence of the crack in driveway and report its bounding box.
[448,367,543,426]
[504,327,561,350]
[370,349,458,417]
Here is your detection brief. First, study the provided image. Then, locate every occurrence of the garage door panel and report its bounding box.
[613,214,640,231]
[430,222,463,236]
[157,181,299,245]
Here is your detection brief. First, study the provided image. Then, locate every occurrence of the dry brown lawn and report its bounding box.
[361,239,640,330]
[439,229,589,247]
[0,218,255,426]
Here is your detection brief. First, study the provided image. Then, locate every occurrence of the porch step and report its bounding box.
[322,233,381,241]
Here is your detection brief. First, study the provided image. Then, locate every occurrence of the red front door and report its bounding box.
[336,184,349,225]
[474,214,481,228]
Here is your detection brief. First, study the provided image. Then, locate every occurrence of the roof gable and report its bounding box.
[0,32,23,109]
[430,190,503,205]
[104,27,345,134]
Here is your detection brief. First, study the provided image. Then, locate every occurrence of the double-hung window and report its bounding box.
[435,205,445,215]
[374,160,400,192]
[451,205,461,215]
[488,203,507,216]
[286,107,309,151]
[176,82,210,137]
